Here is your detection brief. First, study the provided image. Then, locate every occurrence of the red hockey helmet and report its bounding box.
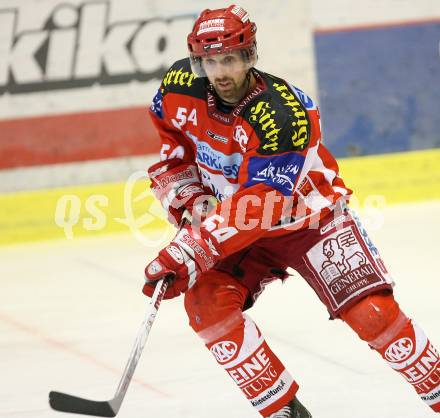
[187,5,257,76]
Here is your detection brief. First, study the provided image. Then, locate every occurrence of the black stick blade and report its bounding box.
[49,391,117,417]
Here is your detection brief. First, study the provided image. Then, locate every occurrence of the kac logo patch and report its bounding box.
[210,341,238,364]
[233,125,249,153]
[385,338,414,363]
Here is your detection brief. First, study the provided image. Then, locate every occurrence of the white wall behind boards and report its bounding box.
[312,0,440,29]
[0,0,317,120]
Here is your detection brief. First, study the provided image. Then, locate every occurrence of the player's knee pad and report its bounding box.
[343,294,440,410]
[184,270,249,341]
[340,292,406,344]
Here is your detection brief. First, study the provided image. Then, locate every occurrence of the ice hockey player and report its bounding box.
[142,5,440,417]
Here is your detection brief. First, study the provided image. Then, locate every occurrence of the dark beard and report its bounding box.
[215,73,251,105]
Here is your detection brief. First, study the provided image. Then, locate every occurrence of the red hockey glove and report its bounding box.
[142,224,222,299]
[148,159,217,227]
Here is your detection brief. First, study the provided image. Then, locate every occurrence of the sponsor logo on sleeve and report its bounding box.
[272,82,310,151]
[288,84,316,110]
[248,85,310,155]
[249,101,282,153]
[245,153,305,196]
[150,88,163,118]
[157,166,196,188]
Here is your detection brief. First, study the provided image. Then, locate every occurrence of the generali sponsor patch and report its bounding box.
[304,225,387,310]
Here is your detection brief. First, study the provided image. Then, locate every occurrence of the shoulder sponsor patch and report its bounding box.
[288,84,316,110]
[158,59,205,100]
[245,153,305,196]
[247,100,282,154]
[162,66,196,89]
[272,82,310,151]
[246,81,311,155]
[150,88,163,118]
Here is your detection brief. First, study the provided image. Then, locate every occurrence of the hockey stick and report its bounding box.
[49,278,169,417]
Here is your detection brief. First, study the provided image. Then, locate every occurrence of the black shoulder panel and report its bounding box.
[243,71,311,155]
[160,58,205,100]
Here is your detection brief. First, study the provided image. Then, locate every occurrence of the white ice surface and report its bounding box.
[1,201,439,418]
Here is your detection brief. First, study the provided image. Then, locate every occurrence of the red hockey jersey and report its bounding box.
[148,58,351,258]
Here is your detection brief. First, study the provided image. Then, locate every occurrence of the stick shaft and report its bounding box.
[114,279,168,399]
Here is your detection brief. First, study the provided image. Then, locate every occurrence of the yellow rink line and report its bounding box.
[0,149,439,246]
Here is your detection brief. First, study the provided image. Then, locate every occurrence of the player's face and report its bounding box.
[201,50,249,104]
